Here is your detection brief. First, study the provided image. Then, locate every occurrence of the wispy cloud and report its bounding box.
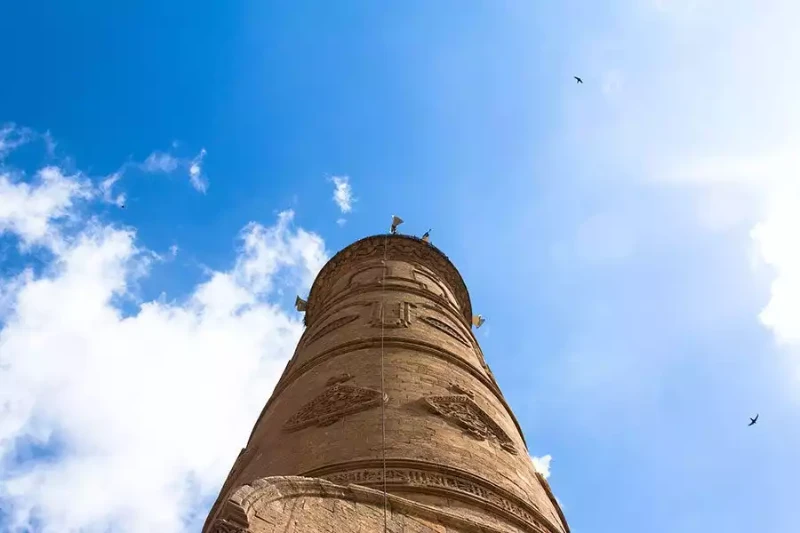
[141,146,209,193]
[531,454,552,479]
[0,134,328,533]
[188,148,208,193]
[0,124,33,160]
[99,173,126,207]
[0,166,93,248]
[142,151,180,174]
[329,175,354,214]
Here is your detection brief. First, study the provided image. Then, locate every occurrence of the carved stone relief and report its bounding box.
[448,382,475,398]
[369,300,416,328]
[303,314,359,347]
[326,373,354,387]
[420,316,471,347]
[284,384,387,432]
[348,264,387,289]
[424,395,517,454]
[210,519,248,533]
[413,268,452,302]
[392,239,468,309]
[320,468,547,533]
[421,301,446,314]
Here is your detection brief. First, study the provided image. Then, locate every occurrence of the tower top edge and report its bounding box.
[305,233,473,326]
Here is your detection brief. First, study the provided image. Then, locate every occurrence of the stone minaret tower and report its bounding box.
[203,234,569,533]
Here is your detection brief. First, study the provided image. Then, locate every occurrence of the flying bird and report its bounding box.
[748,414,759,426]
[574,76,583,84]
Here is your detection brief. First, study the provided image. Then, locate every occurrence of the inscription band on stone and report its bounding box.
[317,467,551,533]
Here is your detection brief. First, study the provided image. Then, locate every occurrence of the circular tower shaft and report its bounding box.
[206,235,568,533]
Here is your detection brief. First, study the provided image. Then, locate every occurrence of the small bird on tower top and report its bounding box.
[422,229,431,243]
[390,215,404,234]
[748,414,759,426]
[574,76,583,84]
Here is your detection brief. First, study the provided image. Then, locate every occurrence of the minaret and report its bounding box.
[203,234,569,533]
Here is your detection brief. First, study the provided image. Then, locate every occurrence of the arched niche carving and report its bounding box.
[413,268,461,310]
[323,262,387,301]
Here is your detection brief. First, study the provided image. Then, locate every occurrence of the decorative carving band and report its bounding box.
[424,395,517,454]
[303,314,359,347]
[369,300,415,328]
[247,337,529,452]
[305,235,472,327]
[210,519,248,533]
[319,467,546,533]
[284,384,387,432]
[420,316,471,347]
[313,284,463,337]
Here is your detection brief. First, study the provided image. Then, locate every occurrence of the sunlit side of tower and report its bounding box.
[202,231,569,533]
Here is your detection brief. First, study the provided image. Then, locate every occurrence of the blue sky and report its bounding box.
[2,1,800,532]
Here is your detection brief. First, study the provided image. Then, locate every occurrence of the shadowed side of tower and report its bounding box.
[203,234,569,533]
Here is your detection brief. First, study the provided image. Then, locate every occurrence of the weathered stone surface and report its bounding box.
[202,235,569,533]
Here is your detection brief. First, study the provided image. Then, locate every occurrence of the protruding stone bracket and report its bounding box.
[206,495,250,533]
[209,518,248,533]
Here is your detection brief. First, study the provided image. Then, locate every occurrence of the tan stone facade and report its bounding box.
[202,235,569,533]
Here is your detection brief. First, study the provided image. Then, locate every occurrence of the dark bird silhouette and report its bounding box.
[748,414,759,426]
[421,229,431,243]
[574,76,583,84]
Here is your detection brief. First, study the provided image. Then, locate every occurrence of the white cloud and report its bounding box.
[531,454,552,479]
[658,126,800,350]
[99,173,126,207]
[336,218,346,227]
[0,142,329,533]
[568,1,800,355]
[330,175,354,214]
[188,148,208,194]
[0,124,33,160]
[141,147,210,193]
[0,166,93,248]
[659,143,800,343]
[142,152,180,174]
[42,131,57,158]
[751,186,800,344]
